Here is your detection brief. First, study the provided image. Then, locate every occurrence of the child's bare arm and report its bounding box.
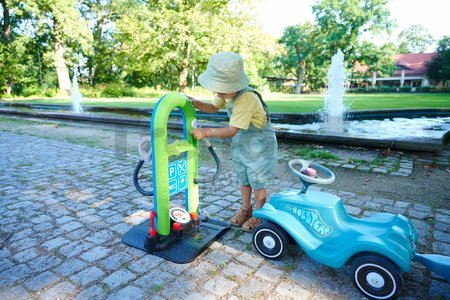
[186,96,219,113]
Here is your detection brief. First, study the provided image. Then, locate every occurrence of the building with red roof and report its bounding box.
[352,53,437,88]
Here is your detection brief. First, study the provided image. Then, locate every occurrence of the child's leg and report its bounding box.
[254,188,267,209]
[241,185,252,208]
[230,185,253,226]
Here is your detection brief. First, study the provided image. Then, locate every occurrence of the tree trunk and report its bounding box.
[1,0,10,42]
[6,82,12,95]
[179,40,190,93]
[295,60,305,94]
[54,36,71,96]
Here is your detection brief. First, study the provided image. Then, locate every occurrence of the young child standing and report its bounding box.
[188,51,278,232]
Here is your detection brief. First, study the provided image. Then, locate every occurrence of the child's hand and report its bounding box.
[185,95,198,108]
[190,128,207,140]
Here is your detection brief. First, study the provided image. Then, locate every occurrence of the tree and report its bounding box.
[354,41,396,77]
[29,0,92,95]
[78,0,121,85]
[398,25,434,53]
[0,1,38,95]
[115,0,270,92]
[278,23,314,94]
[312,0,393,64]
[427,36,450,84]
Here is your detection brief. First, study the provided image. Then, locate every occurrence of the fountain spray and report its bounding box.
[71,68,83,114]
[322,49,346,132]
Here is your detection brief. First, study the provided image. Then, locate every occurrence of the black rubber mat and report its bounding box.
[122,219,230,264]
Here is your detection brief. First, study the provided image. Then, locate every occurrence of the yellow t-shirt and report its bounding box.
[212,92,268,130]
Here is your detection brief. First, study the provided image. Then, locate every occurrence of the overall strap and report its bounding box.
[228,87,271,122]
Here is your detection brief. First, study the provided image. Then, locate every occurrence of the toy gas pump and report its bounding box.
[122,93,229,264]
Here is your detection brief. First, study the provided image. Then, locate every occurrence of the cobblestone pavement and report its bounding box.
[0,131,449,300]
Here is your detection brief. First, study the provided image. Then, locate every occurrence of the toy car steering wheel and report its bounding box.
[288,159,335,186]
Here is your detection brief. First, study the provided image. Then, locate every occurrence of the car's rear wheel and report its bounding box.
[351,255,403,300]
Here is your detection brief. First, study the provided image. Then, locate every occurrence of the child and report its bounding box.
[188,51,278,232]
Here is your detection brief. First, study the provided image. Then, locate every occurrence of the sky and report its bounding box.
[255,0,449,43]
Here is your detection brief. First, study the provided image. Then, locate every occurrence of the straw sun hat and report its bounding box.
[198,52,250,93]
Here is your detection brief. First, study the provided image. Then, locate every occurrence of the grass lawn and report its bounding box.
[1,93,449,113]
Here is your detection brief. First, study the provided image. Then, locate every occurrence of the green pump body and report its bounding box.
[150,93,199,235]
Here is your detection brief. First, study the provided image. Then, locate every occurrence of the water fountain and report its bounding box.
[270,49,449,151]
[71,68,83,114]
[322,49,346,132]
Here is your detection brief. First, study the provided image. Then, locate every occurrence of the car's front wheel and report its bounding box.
[253,222,289,260]
[351,255,403,300]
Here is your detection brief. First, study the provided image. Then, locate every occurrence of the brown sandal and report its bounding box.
[230,206,252,227]
[242,217,262,232]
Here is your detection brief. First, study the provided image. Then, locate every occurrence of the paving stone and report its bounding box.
[275,282,311,299]
[28,255,62,272]
[74,285,105,300]
[207,250,231,265]
[38,281,77,300]
[0,264,31,286]
[222,262,252,279]
[9,237,39,252]
[435,222,450,233]
[80,246,112,262]
[236,277,272,298]
[13,247,39,263]
[54,259,88,276]
[432,241,450,256]
[373,197,394,206]
[66,227,91,240]
[0,258,14,272]
[134,269,175,289]
[59,240,94,257]
[408,209,433,220]
[103,270,137,290]
[414,203,432,213]
[42,236,71,250]
[59,221,83,232]
[433,231,450,243]
[159,278,196,298]
[70,266,105,286]
[255,264,284,282]
[203,275,237,296]
[236,252,264,268]
[394,200,410,208]
[344,205,361,216]
[99,252,133,270]
[0,285,30,300]
[128,255,164,274]
[23,271,59,292]
[372,167,388,174]
[435,214,450,224]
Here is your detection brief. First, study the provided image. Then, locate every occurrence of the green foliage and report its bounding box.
[312,0,393,63]
[101,83,136,97]
[398,25,435,54]
[427,36,450,83]
[294,147,338,160]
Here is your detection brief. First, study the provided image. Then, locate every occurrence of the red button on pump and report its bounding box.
[190,212,198,220]
[149,228,157,237]
[172,222,181,231]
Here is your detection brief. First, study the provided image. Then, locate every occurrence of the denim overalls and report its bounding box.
[226,87,278,189]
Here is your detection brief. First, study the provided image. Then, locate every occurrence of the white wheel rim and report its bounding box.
[254,229,283,258]
[262,236,276,249]
[354,263,397,300]
[366,272,385,289]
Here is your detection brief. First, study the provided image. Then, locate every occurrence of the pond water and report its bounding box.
[274,117,450,140]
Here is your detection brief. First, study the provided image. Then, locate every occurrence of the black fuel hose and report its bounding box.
[133,159,154,196]
[195,139,221,184]
[133,139,221,194]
